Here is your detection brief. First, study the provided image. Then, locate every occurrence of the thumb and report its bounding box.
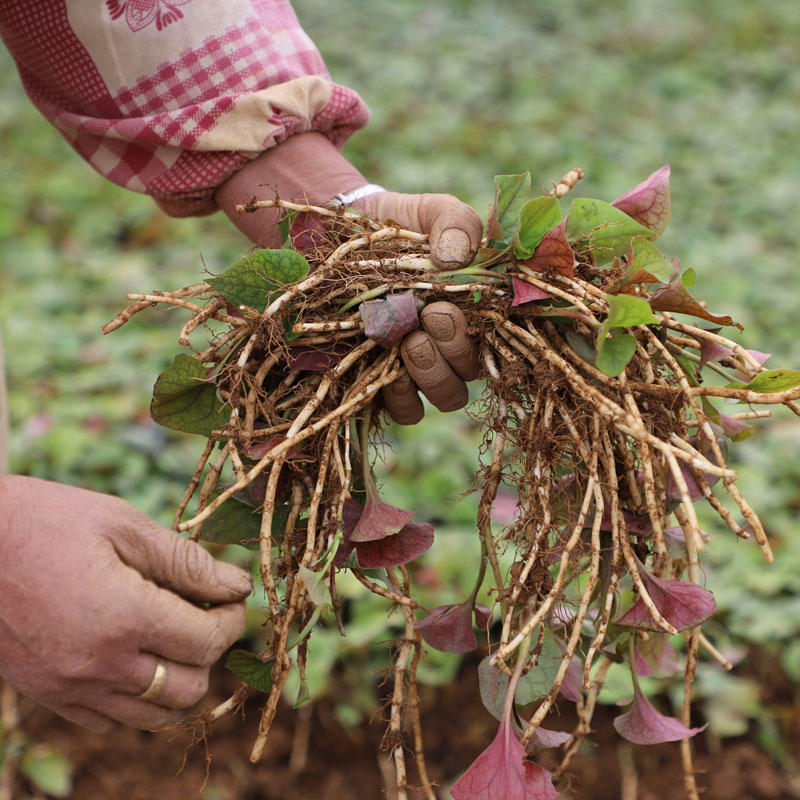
[109,510,252,604]
[354,192,483,269]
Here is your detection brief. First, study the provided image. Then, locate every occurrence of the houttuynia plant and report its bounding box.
[105,166,800,799]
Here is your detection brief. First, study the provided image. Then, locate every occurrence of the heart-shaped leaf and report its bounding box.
[208,249,309,312]
[225,649,275,692]
[150,354,229,436]
[359,291,420,348]
[521,219,574,276]
[512,276,551,306]
[614,684,705,745]
[611,164,671,238]
[566,199,655,264]
[513,196,562,258]
[450,718,560,800]
[416,601,478,653]
[487,173,532,243]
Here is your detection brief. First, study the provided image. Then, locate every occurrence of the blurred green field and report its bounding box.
[2,0,800,777]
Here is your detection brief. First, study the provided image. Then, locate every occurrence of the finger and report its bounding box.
[56,704,115,734]
[90,693,179,731]
[138,582,247,666]
[382,373,425,425]
[110,514,252,604]
[421,195,483,269]
[400,331,468,412]
[131,654,210,711]
[420,302,481,381]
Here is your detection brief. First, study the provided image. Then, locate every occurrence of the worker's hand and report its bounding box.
[215,132,484,424]
[0,476,251,733]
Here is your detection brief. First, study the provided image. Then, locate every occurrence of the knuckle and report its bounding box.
[174,539,211,587]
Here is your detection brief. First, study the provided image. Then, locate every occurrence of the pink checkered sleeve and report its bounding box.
[0,0,370,216]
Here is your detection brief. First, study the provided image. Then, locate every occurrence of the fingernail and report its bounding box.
[436,228,471,265]
[217,564,253,596]
[423,312,456,342]
[405,338,436,370]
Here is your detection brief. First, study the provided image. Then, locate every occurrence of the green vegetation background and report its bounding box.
[1,0,799,773]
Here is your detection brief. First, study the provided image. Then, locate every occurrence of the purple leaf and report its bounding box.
[614,684,706,745]
[359,291,419,348]
[287,342,350,371]
[616,567,716,632]
[699,338,734,371]
[512,276,551,306]
[667,451,720,501]
[634,647,654,677]
[243,437,310,461]
[333,497,363,567]
[416,601,478,653]
[650,277,742,329]
[474,603,493,631]
[595,502,654,534]
[355,520,434,568]
[559,653,584,702]
[527,726,571,754]
[521,219,574,277]
[290,211,328,252]
[718,413,755,440]
[451,718,560,800]
[611,165,671,238]
[662,526,688,559]
[350,494,416,543]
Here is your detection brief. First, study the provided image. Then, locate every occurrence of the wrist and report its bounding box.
[215,132,367,247]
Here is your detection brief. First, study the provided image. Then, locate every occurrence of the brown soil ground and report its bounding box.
[6,653,800,800]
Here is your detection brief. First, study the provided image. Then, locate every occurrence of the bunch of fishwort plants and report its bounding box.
[105,166,800,799]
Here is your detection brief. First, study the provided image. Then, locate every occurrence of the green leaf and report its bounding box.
[472,290,482,303]
[294,677,312,708]
[596,293,658,356]
[621,237,674,285]
[200,496,289,550]
[744,369,800,394]
[604,293,659,329]
[20,747,72,798]
[298,564,332,607]
[682,267,697,287]
[512,196,562,257]
[150,354,229,436]
[564,329,597,363]
[566,199,655,264]
[277,210,298,245]
[515,629,563,703]
[596,333,637,376]
[207,249,309,313]
[225,649,274,692]
[486,173,531,243]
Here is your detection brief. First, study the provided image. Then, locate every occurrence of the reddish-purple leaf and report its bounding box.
[359,291,419,347]
[718,413,754,439]
[290,211,328,252]
[699,338,734,371]
[663,526,688,559]
[451,718,560,800]
[614,684,706,745]
[333,497,363,567]
[634,647,654,677]
[521,219,574,277]
[474,603,493,631]
[527,726,571,754]
[287,343,350,371]
[416,601,478,653]
[667,456,719,501]
[243,437,310,461]
[616,567,716,632]
[650,278,742,329]
[512,276,551,306]
[559,653,584,702]
[350,494,416,543]
[596,502,654,534]
[611,165,671,238]
[355,521,434,568]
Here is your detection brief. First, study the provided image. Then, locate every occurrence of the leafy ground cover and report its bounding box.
[2,0,800,797]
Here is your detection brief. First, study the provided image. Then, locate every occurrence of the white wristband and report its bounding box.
[331,183,386,207]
